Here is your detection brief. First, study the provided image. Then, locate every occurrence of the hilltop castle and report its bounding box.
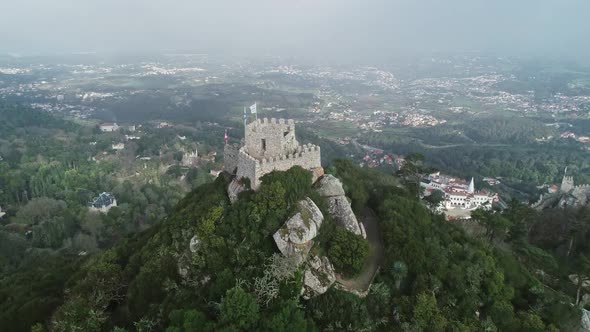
[224,118,323,190]
[532,168,590,210]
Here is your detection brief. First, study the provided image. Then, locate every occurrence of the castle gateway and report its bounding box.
[224,118,322,189]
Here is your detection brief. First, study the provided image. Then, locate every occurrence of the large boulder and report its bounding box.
[316,175,365,238]
[582,309,590,332]
[227,178,247,204]
[273,198,324,264]
[302,255,336,299]
[316,174,346,197]
[359,221,367,239]
[328,196,363,237]
[189,235,201,253]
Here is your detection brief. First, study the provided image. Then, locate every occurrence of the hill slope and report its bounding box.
[2,160,584,331]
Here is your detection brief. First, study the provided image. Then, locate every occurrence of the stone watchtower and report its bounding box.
[561,167,574,193]
[224,118,323,190]
[245,118,299,160]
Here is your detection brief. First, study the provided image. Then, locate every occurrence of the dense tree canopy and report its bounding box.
[1,106,589,331]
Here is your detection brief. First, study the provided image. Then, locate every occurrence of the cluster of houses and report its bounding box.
[421,172,499,218]
[99,123,137,133]
[362,150,406,169]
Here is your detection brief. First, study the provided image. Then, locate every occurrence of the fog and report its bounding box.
[1,0,589,61]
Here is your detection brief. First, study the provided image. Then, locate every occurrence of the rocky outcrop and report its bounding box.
[359,222,367,239]
[273,198,324,264]
[227,178,247,204]
[328,196,363,236]
[189,235,201,253]
[311,167,325,185]
[316,174,346,197]
[582,309,590,332]
[302,255,336,299]
[316,174,365,238]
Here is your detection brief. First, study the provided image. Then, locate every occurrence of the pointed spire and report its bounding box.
[468,177,475,194]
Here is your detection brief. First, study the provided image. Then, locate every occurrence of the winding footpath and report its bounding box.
[336,207,384,296]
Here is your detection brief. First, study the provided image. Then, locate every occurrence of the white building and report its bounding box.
[443,190,495,210]
[112,143,125,150]
[181,149,199,167]
[422,172,497,214]
[99,123,119,132]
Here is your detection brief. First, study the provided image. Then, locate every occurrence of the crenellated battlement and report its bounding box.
[531,182,590,210]
[228,118,321,189]
[226,117,322,189]
[253,118,295,126]
[243,144,321,166]
[244,117,298,159]
[572,184,590,194]
[531,194,545,208]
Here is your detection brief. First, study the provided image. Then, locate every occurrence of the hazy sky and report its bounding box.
[1,0,589,61]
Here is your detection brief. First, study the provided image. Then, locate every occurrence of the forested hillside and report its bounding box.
[2,107,590,331]
[360,116,590,186]
[3,156,588,331]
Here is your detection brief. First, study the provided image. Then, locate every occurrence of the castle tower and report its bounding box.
[244,118,298,159]
[561,167,574,192]
[224,118,322,189]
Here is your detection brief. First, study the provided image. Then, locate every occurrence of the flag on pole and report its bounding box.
[224,129,229,144]
[249,103,257,114]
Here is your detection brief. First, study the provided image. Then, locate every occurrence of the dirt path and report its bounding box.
[336,208,384,294]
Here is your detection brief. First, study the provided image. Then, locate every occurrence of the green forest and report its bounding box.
[360,117,590,187]
[2,106,590,331]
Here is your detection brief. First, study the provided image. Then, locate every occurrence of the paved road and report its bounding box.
[336,208,384,294]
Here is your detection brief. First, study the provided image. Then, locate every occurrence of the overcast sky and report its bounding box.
[1,0,589,61]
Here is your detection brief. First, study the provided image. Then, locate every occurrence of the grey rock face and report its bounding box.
[582,308,590,331]
[273,198,324,264]
[316,174,346,197]
[328,196,363,236]
[189,235,201,253]
[302,255,336,299]
[227,178,247,204]
[316,175,364,238]
[359,221,367,239]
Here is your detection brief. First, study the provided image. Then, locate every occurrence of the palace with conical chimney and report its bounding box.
[224,118,323,191]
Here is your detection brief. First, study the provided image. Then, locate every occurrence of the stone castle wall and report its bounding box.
[236,144,321,189]
[223,143,241,174]
[532,183,590,210]
[573,184,590,191]
[245,118,298,159]
[224,117,322,189]
[561,176,575,192]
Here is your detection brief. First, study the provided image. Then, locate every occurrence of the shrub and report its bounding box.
[328,228,369,277]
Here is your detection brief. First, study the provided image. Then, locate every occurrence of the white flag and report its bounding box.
[249,103,257,114]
